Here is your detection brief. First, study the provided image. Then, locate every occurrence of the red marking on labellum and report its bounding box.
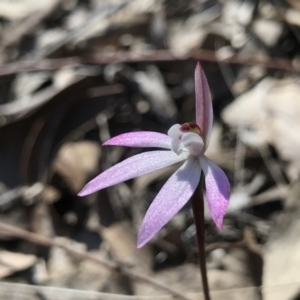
[179,122,203,137]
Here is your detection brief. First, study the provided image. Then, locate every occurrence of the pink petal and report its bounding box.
[78,151,187,196]
[200,157,230,229]
[194,62,213,144]
[137,157,201,248]
[103,132,172,149]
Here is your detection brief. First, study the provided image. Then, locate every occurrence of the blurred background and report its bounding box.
[0,0,300,299]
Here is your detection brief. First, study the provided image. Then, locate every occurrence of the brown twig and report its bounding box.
[0,49,299,76]
[0,221,192,300]
[191,174,211,300]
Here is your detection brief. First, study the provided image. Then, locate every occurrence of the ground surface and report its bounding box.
[0,0,300,299]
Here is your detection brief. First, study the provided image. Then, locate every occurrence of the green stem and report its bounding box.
[191,174,211,300]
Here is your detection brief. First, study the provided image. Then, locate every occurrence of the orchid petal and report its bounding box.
[167,124,181,153]
[103,132,172,149]
[194,62,213,144]
[181,132,204,156]
[137,157,201,248]
[78,151,187,196]
[200,157,230,229]
[167,124,181,137]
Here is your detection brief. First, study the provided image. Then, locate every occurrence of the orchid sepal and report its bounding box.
[194,62,213,147]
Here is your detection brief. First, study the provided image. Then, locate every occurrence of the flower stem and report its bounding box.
[191,173,211,300]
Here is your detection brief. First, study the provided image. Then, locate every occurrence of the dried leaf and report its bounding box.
[0,251,36,278]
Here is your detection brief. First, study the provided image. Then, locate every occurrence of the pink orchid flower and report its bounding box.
[78,63,230,248]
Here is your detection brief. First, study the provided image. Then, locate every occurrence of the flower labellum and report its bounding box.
[78,63,230,248]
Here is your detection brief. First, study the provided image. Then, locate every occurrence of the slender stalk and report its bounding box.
[191,173,211,300]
